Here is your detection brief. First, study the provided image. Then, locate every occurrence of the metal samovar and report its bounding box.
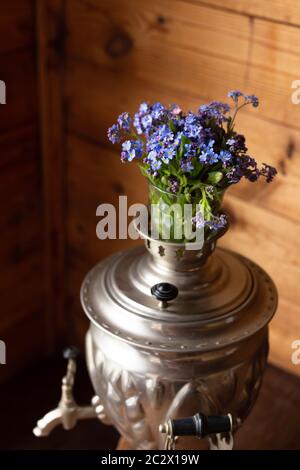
[33,227,277,450]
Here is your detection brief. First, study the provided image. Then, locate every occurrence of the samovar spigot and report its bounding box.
[159,413,233,450]
[33,347,105,437]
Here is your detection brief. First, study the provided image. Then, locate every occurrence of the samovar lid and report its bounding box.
[81,240,277,353]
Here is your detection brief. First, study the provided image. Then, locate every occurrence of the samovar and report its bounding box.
[33,225,277,450]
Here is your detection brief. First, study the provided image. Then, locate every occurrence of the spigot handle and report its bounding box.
[160,413,232,439]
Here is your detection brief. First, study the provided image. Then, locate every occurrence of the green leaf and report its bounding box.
[161,175,168,186]
[168,120,177,133]
[207,171,223,185]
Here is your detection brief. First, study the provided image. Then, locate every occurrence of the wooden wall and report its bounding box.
[2,0,299,381]
[0,1,47,381]
[63,0,300,376]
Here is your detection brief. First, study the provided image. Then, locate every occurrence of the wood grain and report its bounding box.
[195,0,300,25]
[35,0,67,350]
[0,49,37,130]
[0,0,34,54]
[65,0,300,129]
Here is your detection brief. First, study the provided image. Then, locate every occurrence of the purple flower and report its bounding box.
[192,211,205,229]
[199,101,230,125]
[226,134,247,153]
[107,123,121,144]
[226,167,243,184]
[227,155,260,183]
[245,94,259,108]
[226,138,236,146]
[117,112,131,131]
[168,176,179,194]
[180,157,194,173]
[170,104,182,115]
[260,163,277,182]
[228,90,243,102]
[207,213,228,230]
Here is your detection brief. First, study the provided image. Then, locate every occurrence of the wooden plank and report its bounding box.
[0,125,44,336]
[65,0,300,130]
[0,0,35,54]
[269,297,300,376]
[221,194,300,305]
[0,253,43,332]
[220,194,300,373]
[35,0,67,351]
[0,310,46,383]
[66,0,251,64]
[251,18,300,75]
[194,0,300,25]
[0,49,37,131]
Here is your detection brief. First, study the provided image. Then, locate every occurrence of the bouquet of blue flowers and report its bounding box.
[108,91,276,240]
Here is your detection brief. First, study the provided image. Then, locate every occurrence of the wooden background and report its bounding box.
[0,1,46,381]
[1,0,300,381]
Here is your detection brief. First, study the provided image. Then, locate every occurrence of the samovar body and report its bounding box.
[81,234,277,450]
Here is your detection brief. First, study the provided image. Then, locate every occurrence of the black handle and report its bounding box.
[63,346,79,360]
[161,413,232,438]
[151,283,178,302]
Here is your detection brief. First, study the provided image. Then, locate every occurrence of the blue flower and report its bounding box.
[184,143,196,157]
[184,113,202,139]
[181,158,194,173]
[162,146,176,163]
[173,131,183,147]
[157,124,173,142]
[219,150,232,163]
[139,102,149,113]
[107,123,121,144]
[151,102,166,120]
[133,113,143,135]
[121,140,143,162]
[199,139,218,164]
[141,114,153,130]
[168,176,179,193]
[228,90,243,102]
[117,112,131,131]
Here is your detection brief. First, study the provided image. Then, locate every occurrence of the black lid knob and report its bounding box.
[63,346,79,360]
[151,283,178,302]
